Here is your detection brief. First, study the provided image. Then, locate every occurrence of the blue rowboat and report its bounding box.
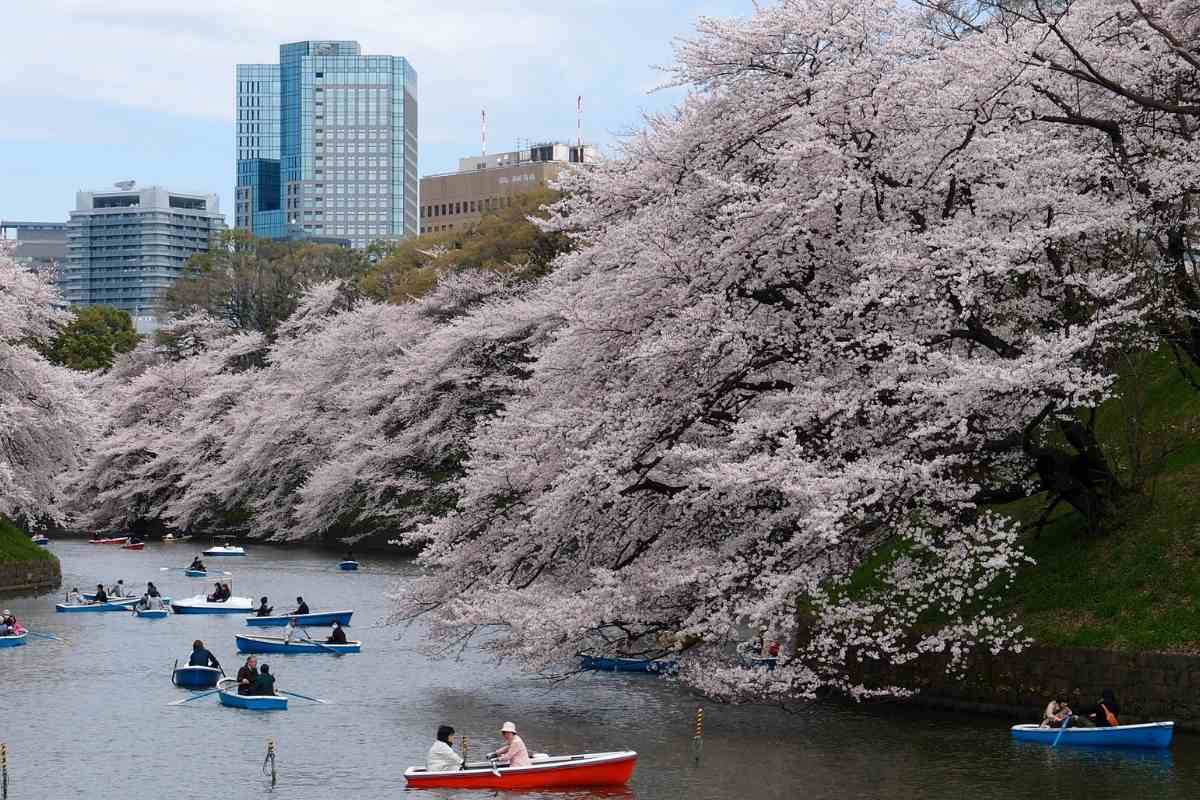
[56,598,139,613]
[579,654,678,674]
[338,560,359,571]
[235,633,361,655]
[1010,722,1174,749]
[173,665,222,688]
[184,569,207,577]
[0,633,27,648]
[217,678,287,710]
[84,592,171,605]
[172,595,254,615]
[245,610,353,628]
[134,607,170,619]
[31,535,49,546]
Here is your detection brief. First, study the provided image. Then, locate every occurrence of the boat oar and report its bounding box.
[25,630,71,645]
[1052,715,1072,747]
[168,688,221,706]
[309,639,345,658]
[277,689,327,704]
[487,757,503,778]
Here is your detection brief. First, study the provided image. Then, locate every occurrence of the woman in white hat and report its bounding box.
[488,721,531,767]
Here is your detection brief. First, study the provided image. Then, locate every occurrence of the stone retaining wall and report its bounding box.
[865,645,1200,732]
[0,558,62,595]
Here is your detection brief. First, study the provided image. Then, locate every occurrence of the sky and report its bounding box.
[0,0,750,224]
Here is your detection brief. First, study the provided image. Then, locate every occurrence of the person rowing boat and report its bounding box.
[255,596,273,617]
[189,639,222,670]
[487,721,532,767]
[237,656,258,695]
[188,555,206,572]
[326,621,348,644]
[92,584,108,604]
[291,597,310,616]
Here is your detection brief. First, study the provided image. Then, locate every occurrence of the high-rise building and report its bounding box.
[0,220,68,280]
[419,142,598,235]
[64,185,224,333]
[236,41,418,249]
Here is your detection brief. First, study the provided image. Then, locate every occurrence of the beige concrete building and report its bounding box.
[419,142,598,234]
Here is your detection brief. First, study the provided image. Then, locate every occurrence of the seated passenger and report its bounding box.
[189,556,206,571]
[93,584,108,604]
[327,621,348,644]
[291,597,310,616]
[253,663,277,696]
[188,639,221,669]
[426,725,464,772]
[256,597,273,617]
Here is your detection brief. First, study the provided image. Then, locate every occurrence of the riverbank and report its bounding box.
[0,517,61,594]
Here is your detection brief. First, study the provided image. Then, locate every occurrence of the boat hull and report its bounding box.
[1010,722,1174,749]
[338,561,359,571]
[121,543,145,550]
[203,546,246,557]
[172,595,254,614]
[173,665,222,688]
[580,654,677,674]
[184,569,207,577]
[56,598,138,613]
[405,751,637,790]
[217,678,287,710]
[31,536,49,546]
[88,537,129,545]
[245,610,353,628]
[0,633,27,648]
[235,634,361,654]
[134,608,170,619]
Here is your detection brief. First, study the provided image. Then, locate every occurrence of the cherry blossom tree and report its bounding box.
[393,0,1150,702]
[0,245,90,523]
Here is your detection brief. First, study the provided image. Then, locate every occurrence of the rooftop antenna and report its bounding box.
[114,180,136,190]
[481,108,487,162]
[577,95,582,149]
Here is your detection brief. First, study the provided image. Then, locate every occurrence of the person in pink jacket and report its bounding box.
[488,721,532,767]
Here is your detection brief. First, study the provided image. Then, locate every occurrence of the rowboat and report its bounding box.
[235,633,361,655]
[83,592,169,604]
[121,542,145,551]
[404,751,638,790]
[87,537,129,545]
[217,677,287,710]
[338,560,359,571]
[579,654,677,674]
[203,545,246,557]
[184,569,208,577]
[134,607,170,619]
[0,633,27,648]
[1010,722,1174,749]
[245,610,353,628]
[171,595,254,614]
[162,534,192,542]
[172,664,222,688]
[30,535,49,546]
[56,598,139,612]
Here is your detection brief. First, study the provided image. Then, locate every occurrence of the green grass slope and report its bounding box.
[0,517,55,564]
[1001,350,1200,652]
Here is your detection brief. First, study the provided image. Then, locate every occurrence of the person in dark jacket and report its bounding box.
[326,621,347,644]
[92,584,108,604]
[189,556,206,571]
[188,639,221,669]
[256,597,273,617]
[237,656,258,695]
[292,597,310,616]
[253,663,277,696]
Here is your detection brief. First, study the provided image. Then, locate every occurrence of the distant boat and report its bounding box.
[338,560,359,571]
[217,677,287,711]
[235,633,361,655]
[736,641,779,670]
[121,542,145,551]
[172,595,254,615]
[87,536,129,545]
[245,610,353,628]
[172,664,222,689]
[579,654,678,674]
[162,534,192,542]
[404,750,638,790]
[203,545,246,557]
[1011,722,1174,749]
[56,598,139,613]
[0,632,27,648]
[184,569,208,577]
[30,535,49,546]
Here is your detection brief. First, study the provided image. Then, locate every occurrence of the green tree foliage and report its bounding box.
[43,305,138,372]
[360,188,573,304]
[165,229,371,336]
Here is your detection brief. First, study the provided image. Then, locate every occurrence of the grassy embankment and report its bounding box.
[0,517,55,564]
[1000,350,1200,652]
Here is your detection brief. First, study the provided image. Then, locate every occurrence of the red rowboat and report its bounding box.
[121,542,145,550]
[88,537,130,545]
[404,750,637,790]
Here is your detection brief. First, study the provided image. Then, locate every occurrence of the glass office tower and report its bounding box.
[236,41,418,247]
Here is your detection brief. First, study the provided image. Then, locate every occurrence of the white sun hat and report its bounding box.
[500,721,517,733]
